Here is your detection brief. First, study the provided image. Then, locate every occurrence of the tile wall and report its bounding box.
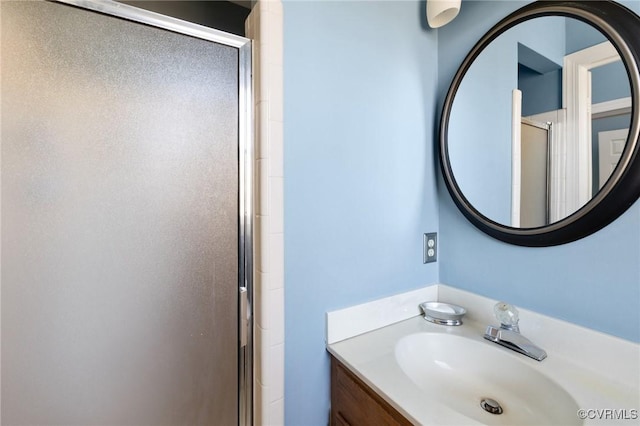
[246,1,285,424]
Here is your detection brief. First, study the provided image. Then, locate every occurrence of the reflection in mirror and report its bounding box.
[591,60,631,193]
[448,16,631,228]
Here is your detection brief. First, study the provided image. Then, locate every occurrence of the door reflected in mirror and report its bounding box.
[448,16,632,228]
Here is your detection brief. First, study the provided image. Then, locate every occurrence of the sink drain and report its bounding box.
[480,398,503,415]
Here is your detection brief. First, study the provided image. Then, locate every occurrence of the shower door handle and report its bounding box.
[239,287,249,348]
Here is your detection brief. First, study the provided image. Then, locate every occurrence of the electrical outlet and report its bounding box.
[423,232,437,263]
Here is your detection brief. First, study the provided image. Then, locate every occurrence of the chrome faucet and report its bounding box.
[484,302,547,361]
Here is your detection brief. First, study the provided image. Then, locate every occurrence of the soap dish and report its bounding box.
[419,301,467,326]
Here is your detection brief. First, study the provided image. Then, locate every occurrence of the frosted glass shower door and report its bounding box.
[1,1,245,424]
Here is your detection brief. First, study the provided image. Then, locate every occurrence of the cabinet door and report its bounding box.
[331,357,413,426]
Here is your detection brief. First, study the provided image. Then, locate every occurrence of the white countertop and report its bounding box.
[326,285,640,425]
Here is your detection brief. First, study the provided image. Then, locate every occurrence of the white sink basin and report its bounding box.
[328,287,639,425]
[395,332,581,425]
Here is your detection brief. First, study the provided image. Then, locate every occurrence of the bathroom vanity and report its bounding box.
[326,285,640,425]
[330,357,411,426]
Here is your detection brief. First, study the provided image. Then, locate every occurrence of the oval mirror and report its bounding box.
[440,1,640,246]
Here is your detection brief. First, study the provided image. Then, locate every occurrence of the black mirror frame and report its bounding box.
[440,0,640,247]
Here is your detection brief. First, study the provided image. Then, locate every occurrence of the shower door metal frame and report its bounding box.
[51,1,254,424]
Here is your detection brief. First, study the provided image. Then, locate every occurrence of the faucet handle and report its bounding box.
[494,302,520,331]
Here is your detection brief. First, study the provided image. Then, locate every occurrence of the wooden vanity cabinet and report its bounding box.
[330,356,413,426]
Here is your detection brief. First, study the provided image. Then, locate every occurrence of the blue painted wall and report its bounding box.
[518,65,562,116]
[283,1,439,424]
[438,0,640,342]
[565,16,608,54]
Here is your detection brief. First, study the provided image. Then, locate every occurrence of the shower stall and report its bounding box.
[1,1,253,424]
